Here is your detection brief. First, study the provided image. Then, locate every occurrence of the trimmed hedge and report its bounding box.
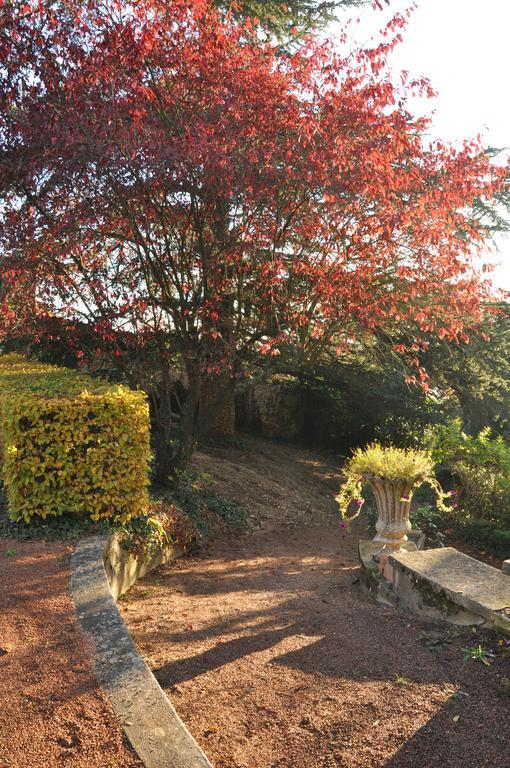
[0,354,150,523]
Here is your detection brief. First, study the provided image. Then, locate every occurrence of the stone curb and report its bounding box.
[71,535,212,768]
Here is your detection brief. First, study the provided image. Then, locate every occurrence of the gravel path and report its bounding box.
[121,437,510,768]
[0,537,142,768]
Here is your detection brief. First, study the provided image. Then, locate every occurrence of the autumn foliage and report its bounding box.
[0,0,507,478]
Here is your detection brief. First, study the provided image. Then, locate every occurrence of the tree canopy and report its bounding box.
[0,0,507,479]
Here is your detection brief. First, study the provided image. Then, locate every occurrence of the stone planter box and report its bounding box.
[103,534,184,600]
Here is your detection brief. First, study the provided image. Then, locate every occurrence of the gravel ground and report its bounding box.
[0,537,142,768]
[121,436,510,768]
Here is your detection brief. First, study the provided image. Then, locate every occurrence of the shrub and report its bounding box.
[453,519,510,559]
[0,483,113,540]
[115,499,197,559]
[428,418,510,527]
[410,505,446,548]
[0,354,150,523]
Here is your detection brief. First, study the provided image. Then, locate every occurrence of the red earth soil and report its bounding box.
[121,437,510,768]
[0,537,142,768]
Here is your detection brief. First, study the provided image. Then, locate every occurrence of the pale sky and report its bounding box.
[333,0,510,290]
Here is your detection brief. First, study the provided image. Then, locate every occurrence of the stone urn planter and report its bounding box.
[336,443,451,557]
[368,475,414,556]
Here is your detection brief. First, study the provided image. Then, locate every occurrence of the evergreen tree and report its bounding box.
[214,1,365,42]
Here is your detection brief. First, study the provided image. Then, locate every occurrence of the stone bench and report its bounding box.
[389,547,510,635]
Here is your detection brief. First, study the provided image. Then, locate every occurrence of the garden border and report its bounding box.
[71,534,212,768]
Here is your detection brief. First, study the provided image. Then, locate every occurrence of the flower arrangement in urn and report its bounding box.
[336,443,452,556]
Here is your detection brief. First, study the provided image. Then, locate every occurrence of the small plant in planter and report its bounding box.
[115,500,198,560]
[336,443,452,556]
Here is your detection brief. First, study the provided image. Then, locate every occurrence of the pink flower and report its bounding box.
[356,498,364,506]
[401,495,410,502]
[339,521,347,529]
[450,490,457,497]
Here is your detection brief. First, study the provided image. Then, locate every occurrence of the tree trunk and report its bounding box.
[177,378,200,470]
[199,197,236,439]
[151,383,177,485]
[151,375,200,486]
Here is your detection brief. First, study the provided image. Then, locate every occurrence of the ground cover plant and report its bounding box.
[115,500,198,559]
[172,470,249,539]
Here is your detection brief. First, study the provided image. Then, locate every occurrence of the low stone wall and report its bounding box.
[71,534,212,768]
[389,548,510,636]
[104,534,184,600]
[359,539,510,636]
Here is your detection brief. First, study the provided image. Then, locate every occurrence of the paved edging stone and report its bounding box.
[389,547,510,636]
[71,535,212,768]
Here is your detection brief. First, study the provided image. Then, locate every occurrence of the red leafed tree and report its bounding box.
[0,0,507,481]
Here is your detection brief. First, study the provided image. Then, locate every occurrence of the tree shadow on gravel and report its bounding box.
[123,517,510,768]
[155,625,295,687]
[380,698,510,768]
[150,546,457,688]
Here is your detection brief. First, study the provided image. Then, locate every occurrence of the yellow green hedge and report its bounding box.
[0,354,150,523]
